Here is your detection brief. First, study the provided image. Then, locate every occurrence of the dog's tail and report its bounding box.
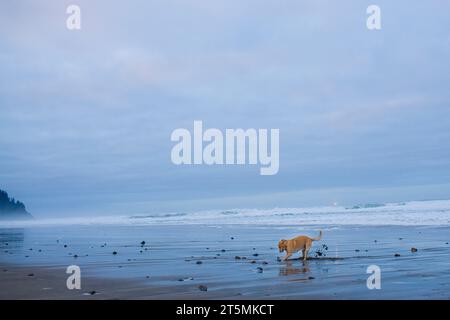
[312,230,322,241]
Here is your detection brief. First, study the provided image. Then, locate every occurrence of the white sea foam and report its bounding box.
[1,199,450,227]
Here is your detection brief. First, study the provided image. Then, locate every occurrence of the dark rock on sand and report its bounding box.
[27,273,34,277]
[178,277,194,282]
[262,261,268,265]
[140,241,145,246]
[89,291,96,295]
[256,267,263,273]
[198,285,208,292]
[250,260,256,264]
[394,253,401,257]
[411,247,418,252]
[235,256,241,260]
[112,251,118,255]
[253,253,259,257]
[221,249,226,252]
[308,276,315,280]
[196,261,203,265]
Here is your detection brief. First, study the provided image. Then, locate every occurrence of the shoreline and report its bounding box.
[1,224,449,299]
[0,263,238,300]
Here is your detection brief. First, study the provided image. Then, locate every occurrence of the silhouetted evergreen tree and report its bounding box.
[0,189,32,220]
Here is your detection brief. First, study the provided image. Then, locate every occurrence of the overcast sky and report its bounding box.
[1,0,450,217]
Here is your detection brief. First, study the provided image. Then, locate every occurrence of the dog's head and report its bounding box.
[278,239,287,253]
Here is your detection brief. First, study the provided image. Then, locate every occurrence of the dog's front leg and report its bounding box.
[283,253,292,261]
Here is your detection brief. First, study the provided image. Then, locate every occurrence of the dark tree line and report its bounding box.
[0,189,32,218]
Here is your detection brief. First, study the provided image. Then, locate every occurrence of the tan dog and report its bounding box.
[278,230,322,261]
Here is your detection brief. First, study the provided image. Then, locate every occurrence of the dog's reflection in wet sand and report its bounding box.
[279,260,310,276]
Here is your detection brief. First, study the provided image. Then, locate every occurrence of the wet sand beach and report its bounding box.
[1,224,450,299]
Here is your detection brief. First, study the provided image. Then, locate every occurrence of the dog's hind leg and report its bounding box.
[303,244,311,261]
[303,248,309,261]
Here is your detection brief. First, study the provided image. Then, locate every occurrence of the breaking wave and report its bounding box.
[2,200,450,227]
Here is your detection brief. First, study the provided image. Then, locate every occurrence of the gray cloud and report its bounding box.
[1,0,450,216]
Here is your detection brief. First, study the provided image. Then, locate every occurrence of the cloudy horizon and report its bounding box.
[1,0,450,218]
